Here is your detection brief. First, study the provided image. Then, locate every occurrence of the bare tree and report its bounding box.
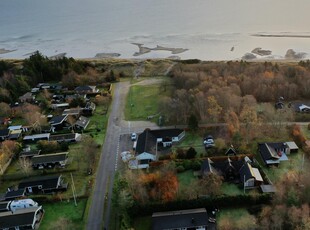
[18,158,33,176]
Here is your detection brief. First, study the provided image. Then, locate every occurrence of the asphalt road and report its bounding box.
[86,80,158,230]
[86,82,123,230]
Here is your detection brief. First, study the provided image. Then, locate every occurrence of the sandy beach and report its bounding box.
[132,43,188,56]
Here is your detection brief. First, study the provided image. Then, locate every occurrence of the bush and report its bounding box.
[186,147,197,159]
[176,165,185,173]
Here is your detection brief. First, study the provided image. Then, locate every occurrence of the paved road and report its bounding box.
[86,82,124,230]
[86,80,158,230]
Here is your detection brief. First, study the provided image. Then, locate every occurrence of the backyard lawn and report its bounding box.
[40,198,88,230]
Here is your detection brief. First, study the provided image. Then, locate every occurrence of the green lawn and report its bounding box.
[124,80,170,121]
[177,170,196,193]
[173,132,205,155]
[40,198,88,230]
[221,182,244,196]
[263,151,308,182]
[133,216,152,230]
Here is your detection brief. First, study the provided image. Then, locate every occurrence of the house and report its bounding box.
[50,103,70,110]
[18,175,68,194]
[74,116,90,130]
[32,152,68,169]
[82,102,96,116]
[0,129,10,141]
[49,133,81,142]
[285,141,299,154]
[8,129,22,140]
[0,206,44,230]
[19,150,41,159]
[129,129,185,169]
[201,156,263,188]
[62,108,82,117]
[225,146,237,155]
[239,161,263,188]
[152,208,209,230]
[18,92,34,103]
[75,85,99,94]
[258,142,290,166]
[4,188,26,201]
[48,115,68,130]
[23,133,50,142]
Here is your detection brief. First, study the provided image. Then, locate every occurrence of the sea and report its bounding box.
[1,0,310,60]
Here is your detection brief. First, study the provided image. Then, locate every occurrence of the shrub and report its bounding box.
[186,147,197,159]
[176,165,185,173]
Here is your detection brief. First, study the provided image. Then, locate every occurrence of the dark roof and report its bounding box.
[258,142,286,164]
[49,133,78,141]
[149,128,184,139]
[0,201,9,211]
[4,189,25,200]
[49,115,67,126]
[32,152,68,165]
[136,129,157,155]
[136,129,184,155]
[0,129,9,137]
[225,147,237,155]
[201,157,245,177]
[19,150,41,158]
[152,208,208,230]
[239,162,254,182]
[18,175,61,190]
[75,85,95,92]
[0,206,43,229]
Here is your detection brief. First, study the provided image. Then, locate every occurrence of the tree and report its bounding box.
[188,114,198,131]
[0,102,11,117]
[201,172,223,197]
[18,158,33,176]
[207,96,222,123]
[186,147,197,159]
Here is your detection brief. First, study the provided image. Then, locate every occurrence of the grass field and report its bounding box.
[124,80,171,121]
[173,132,205,155]
[40,198,88,230]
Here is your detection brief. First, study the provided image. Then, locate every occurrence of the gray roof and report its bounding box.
[49,115,67,126]
[75,116,90,129]
[32,152,68,165]
[0,206,43,229]
[152,208,208,230]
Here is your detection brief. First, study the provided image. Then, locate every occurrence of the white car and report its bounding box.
[204,135,215,148]
[131,133,137,141]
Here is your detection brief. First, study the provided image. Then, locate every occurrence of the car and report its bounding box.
[131,133,137,141]
[204,135,215,148]
[208,217,216,223]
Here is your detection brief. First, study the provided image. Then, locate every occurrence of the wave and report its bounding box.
[252,32,310,38]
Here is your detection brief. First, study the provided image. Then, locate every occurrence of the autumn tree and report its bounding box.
[18,157,33,176]
[207,96,222,123]
[240,105,258,143]
[0,102,11,117]
[188,114,199,131]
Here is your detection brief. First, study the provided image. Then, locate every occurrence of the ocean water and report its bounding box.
[1,0,310,60]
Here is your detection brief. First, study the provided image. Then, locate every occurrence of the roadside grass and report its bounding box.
[217,207,257,229]
[39,198,88,230]
[133,216,152,230]
[124,80,171,121]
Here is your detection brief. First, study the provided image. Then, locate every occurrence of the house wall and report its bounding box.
[245,178,255,188]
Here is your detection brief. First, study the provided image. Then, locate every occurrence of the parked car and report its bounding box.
[204,135,215,148]
[131,133,137,141]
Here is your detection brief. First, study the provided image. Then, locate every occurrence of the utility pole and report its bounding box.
[71,173,77,206]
